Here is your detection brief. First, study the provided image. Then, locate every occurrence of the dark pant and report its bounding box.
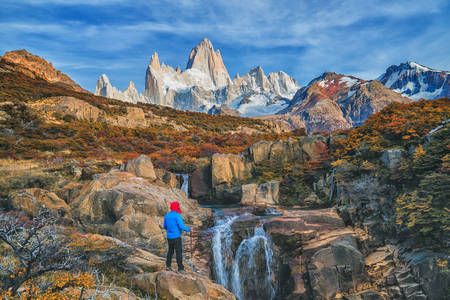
[166,237,184,271]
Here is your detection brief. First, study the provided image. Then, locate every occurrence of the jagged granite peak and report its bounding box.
[2,49,88,93]
[186,37,231,88]
[279,72,410,132]
[95,74,149,104]
[149,52,160,71]
[126,81,137,92]
[378,61,450,100]
[95,38,299,114]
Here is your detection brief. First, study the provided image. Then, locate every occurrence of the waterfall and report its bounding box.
[178,174,189,197]
[212,215,238,287]
[212,213,276,300]
[231,226,275,300]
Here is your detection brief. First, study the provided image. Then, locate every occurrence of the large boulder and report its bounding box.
[51,97,102,122]
[263,209,363,299]
[214,185,242,204]
[307,235,364,299]
[211,153,253,189]
[71,170,211,255]
[346,290,389,300]
[241,181,279,206]
[299,135,328,161]
[245,139,305,165]
[189,160,212,201]
[9,188,70,217]
[246,140,273,164]
[154,271,236,300]
[155,168,180,188]
[120,155,157,181]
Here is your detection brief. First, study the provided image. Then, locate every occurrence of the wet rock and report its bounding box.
[119,155,156,181]
[214,186,242,204]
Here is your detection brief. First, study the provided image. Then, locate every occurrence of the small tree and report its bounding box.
[0,210,83,296]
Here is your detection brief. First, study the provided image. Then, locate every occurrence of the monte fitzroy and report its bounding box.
[95,38,450,134]
[95,38,299,116]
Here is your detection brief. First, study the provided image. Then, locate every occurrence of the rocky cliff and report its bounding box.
[95,38,299,114]
[2,49,87,93]
[279,72,411,132]
[378,61,450,100]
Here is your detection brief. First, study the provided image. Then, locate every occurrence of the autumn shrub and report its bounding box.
[0,210,130,299]
[0,171,61,201]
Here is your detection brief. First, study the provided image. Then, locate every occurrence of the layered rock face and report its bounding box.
[262,208,435,300]
[29,96,149,128]
[378,62,450,100]
[95,38,299,115]
[279,72,411,132]
[334,164,449,299]
[190,135,325,203]
[1,49,87,93]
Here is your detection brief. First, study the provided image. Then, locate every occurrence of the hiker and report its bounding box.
[163,201,191,272]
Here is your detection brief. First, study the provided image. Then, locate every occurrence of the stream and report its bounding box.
[210,208,278,300]
[181,173,278,299]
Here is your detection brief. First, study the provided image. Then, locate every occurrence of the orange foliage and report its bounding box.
[334,98,450,159]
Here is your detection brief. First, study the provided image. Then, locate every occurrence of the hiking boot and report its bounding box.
[178,269,187,274]
[166,266,172,271]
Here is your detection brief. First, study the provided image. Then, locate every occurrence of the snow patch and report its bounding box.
[318,80,328,88]
[154,67,215,91]
[339,76,359,87]
[408,62,431,72]
[230,94,289,117]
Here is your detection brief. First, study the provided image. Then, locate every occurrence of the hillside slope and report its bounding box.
[0,57,292,171]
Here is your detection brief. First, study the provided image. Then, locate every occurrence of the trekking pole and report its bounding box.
[190,230,193,262]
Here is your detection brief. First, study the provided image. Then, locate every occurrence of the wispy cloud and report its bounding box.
[1,0,449,91]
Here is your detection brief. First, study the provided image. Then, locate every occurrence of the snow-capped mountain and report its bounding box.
[278,72,411,132]
[226,66,298,116]
[378,62,450,100]
[95,74,147,104]
[95,38,299,115]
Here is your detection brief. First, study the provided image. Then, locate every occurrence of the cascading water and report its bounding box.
[212,215,238,287]
[212,213,276,300]
[231,226,275,300]
[177,174,189,197]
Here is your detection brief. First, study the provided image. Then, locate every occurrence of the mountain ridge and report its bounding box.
[278,72,411,132]
[1,49,88,93]
[378,61,450,100]
[95,38,300,114]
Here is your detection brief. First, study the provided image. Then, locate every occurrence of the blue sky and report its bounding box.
[1,0,449,92]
